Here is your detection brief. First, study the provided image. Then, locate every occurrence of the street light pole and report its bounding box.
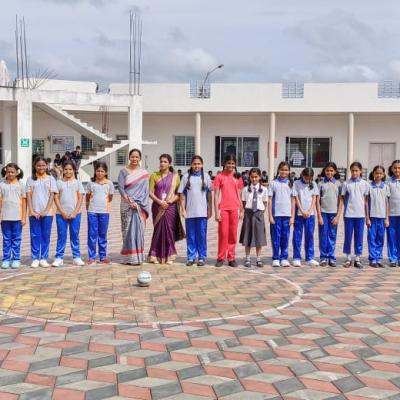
[201,64,224,98]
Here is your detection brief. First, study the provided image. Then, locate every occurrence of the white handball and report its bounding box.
[137,271,152,287]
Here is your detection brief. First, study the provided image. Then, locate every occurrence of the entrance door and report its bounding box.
[369,143,396,173]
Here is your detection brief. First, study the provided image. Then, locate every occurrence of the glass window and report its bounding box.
[174,136,194,166]
[32,139,45,158]
[215,136,259,167]
[116,135,128,166]
[81,135,93,152]
[286,137,331,168]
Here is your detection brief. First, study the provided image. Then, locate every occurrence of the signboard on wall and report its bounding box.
[51,136,74,153]
[20,138,30,147]
[268,141,278,159]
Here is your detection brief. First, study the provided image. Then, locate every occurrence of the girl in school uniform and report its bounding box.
[213,154,244,267]
[52,161,86,267]
[86,162,114,265]
[0,163,26,269]
[240,168,268,268]
[342,161,369,268]
[292,167,319,267]
[179,155,212,266]
[268,161,296,267]
[26,157,58,268]
[387,159,400,267]
[316,162,343,267]
[366,165,389,268]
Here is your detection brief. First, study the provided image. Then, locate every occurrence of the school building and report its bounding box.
[0,80,400,181]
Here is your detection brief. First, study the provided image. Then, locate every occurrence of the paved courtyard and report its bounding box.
[0,195,399,399]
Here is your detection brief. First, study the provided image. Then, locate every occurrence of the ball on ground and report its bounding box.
[137,271,152,287]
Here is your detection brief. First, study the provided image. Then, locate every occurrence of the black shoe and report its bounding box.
[320,259,328,267]
[215,260,224,267]
[390,261,397,267]
[256,260,264,268]
[244,260,251,268]
[343,260,352,268]
[228,260,238,268]
[354,260,363,269]
[197,259,205,267]
[186,260,194,266]
[328,260,337,268]
[369,262,377,268]
[376,262,385,268]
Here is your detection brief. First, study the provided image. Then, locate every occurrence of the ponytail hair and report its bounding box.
[388,160,400,177]
[369,165,386,182]
[321,161,341,180]
[222,154,241,179]
[62,160,78,179]
[32,156,50,180]
[301,167,315,190]
[247,167,263,193]
[1,163,24,180]
[276,161,293,188]
[185,155,207,191]
[159,153,174,173]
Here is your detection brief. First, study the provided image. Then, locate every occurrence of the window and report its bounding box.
[116,135,128,166]
[286,137,331,168]
[32,139,45,158]
[174,136,194,166]
[378,81,400,98]
[81,135,93,152]
[215,136,259,167]
[282,82,304,98]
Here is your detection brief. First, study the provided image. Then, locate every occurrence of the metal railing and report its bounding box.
[190,81,211,98]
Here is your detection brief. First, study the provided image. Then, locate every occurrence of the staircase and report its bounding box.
[36,103,113,144]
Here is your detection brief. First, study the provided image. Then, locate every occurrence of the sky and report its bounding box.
[1,0,400,89]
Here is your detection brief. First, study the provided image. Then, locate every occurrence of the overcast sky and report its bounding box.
[1,0,400,89]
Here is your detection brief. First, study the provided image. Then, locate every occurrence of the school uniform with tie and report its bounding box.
[387,177,400,264]
[268,178,296,261]
[318,178,341,262]
[342,178,369,256]
[293,179,319,262]
[240,184,268,247]
[367,181,389,263]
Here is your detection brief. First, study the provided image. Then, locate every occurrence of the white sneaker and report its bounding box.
[281,259,291,267]
[73,258,85,266]
[31,259,40,268]
[292,259,302,267]
[39,259,50,268]
[272,259,280,267]
[308,259,320,267]
[52,258,64,268]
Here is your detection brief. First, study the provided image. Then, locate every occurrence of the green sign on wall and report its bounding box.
[20,138,30,147]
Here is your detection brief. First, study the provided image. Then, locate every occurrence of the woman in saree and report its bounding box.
[118,148,150,265]
[148,154,181,264]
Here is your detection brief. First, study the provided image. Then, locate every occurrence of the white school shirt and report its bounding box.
[387,177,400,216]
[56,179,86,215]
[342,178,369,218]
[0,180,26,221]
[268,178,297,217]
[318,178,342,214]
[178,172,212,218]
[242,185,268,211]
[368,181,389,219]
[86,180,114,213]
[294,179,319,216]
[26,175,58,216]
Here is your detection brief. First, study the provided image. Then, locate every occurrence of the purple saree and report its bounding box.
[148,172,179,263]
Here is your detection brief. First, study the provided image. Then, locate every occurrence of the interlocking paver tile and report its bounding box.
[0,197,398,398]
[53,379,117,400]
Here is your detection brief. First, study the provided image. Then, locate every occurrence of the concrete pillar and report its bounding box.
[195,112,201,155]
[17,94,32,177]
[1,103,13,165]
[347,112,354,178]
[128,95,143,151]
[268,112,276,181]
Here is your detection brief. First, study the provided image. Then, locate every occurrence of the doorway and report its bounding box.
[369,143,396,173]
